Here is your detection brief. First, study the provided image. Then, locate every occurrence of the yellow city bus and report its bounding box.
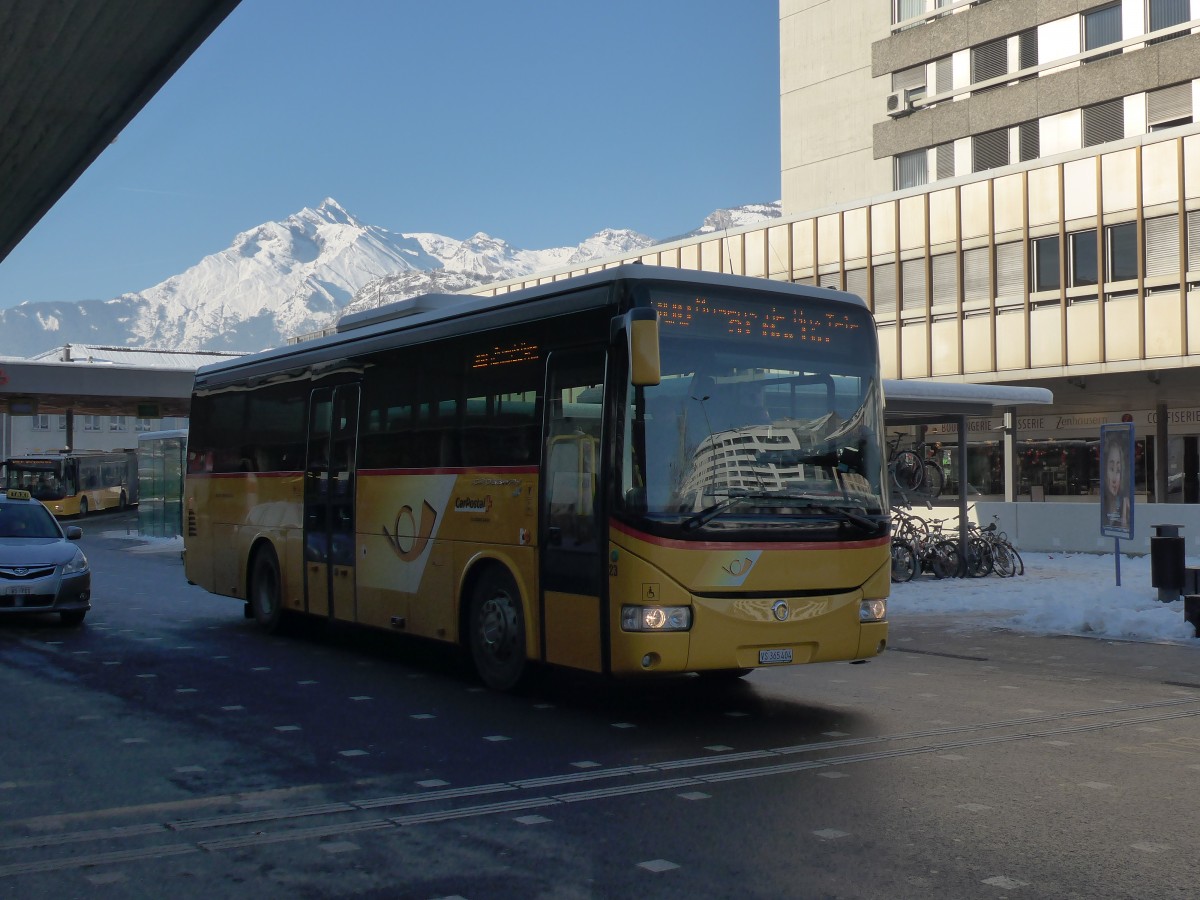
[4,449,138,517]
[183,265,890,689]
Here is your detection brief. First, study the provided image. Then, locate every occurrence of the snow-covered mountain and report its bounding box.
[0,198,781,357]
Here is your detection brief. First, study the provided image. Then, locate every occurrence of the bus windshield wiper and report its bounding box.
[682,490,753,531]
[682,491,884,532]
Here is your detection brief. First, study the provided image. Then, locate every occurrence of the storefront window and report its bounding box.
[933,437,1149,500]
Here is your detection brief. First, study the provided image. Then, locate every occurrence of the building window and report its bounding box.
[894,0,926,27]
[58,415,67,431]
[1147,83,1193,131]
[996,243,1025,297]
[1148,0,1189,44]
[1032,237,1061,292]
[1018,28,1039,73]
[845,268,868,300]
[1082,4,1122,60]
[895,149,929,190]
[1144,215,1180,278]
[902,258,927,310]
[971,38,1008,92]
[932,254,957,307]
[1083,98,1124,147]
[83,415,102,432]
[873,262,898,315]
[135,418,156,432]
[109,416,127,431]
[972,129,1010,173]
[1188,210,1200,272]
[1019,121,1040,162]
[1107,222,1138,281]
[31,415,50,431]
[892,65,927,102]
[934,56,953,95]
[1069,230,1099,287]
[964,247,990,301]
[936,142,955,180]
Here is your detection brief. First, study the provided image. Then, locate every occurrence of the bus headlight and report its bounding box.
[621,605,692,632]
[860,599,887,622]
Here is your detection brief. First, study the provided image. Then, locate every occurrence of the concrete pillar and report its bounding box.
[1003,408,1016,503]
[64,409,74,452]
[1156,402,1168,503]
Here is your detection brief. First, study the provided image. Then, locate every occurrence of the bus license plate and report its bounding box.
[759,648,793,664]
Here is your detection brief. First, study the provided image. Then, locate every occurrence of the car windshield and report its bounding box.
[616,284,887,535]
[0,502,62,539]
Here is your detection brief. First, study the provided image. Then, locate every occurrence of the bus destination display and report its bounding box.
[653,295,863,344]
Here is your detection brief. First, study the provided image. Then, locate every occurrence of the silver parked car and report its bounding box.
[0,489,91,625]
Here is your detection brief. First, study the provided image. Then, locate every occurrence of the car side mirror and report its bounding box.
[65,526,83,540]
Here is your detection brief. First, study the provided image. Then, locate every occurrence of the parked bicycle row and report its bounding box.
[890,503,1024,583]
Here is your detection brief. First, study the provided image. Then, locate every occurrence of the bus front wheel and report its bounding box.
[249,545,284,632]
[468,568,527,691]
[78,496,88,517]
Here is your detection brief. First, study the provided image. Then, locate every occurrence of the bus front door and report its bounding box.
[540,350,606,672]
[303,384,361,621]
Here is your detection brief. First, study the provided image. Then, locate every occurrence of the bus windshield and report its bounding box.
[5,461,71,502]
[618,286,887,536]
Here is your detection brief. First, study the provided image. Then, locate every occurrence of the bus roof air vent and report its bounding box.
[336,293,467,333]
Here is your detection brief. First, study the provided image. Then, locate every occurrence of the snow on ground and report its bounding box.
[98,529,1199,644]
[892,552,1200,644]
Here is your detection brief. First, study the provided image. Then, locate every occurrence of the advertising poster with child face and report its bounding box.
[1099,423,1134,539]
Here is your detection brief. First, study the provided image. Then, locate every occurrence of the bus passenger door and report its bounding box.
[304,384,361,620]
[540,350,606,672]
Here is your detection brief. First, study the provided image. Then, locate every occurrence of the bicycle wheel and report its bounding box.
[921,461,945,499]
[966,536,992,577]
[891,450,924,493]
[990,541,1017,577]
[891,539,917,583]
[930,539,962,579]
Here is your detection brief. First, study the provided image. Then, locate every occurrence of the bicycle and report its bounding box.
[888,433,925,495]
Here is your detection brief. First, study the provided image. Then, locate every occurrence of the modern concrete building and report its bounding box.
[464,1,1200,550]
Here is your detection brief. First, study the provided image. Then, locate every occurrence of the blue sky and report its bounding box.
[0,1,781,309]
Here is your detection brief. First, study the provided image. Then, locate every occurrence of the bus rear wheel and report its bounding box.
[78,496,88,517]
[468,568,527,691]
[249,545,284,632]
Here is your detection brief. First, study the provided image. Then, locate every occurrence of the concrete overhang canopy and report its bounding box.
[883,379,1053,423]
[0,350,236,418]
[0,0,241,265]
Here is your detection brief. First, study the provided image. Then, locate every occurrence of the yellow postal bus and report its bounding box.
[5,450,138,517]
[183,265,890,689]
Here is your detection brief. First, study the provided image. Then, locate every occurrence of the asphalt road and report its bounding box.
[1,511,1199,899]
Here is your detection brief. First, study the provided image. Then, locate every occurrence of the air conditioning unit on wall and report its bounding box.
[886,88,920,118]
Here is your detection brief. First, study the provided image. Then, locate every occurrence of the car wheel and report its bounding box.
[249,544,284,632]
[60,609,87,626]
[468,567,527,691]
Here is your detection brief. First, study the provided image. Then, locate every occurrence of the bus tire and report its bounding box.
[249,544,285,633]
[78,496,88,517]
[697,668,752,681]
[467,567,527,691]
[118,491,127,511]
